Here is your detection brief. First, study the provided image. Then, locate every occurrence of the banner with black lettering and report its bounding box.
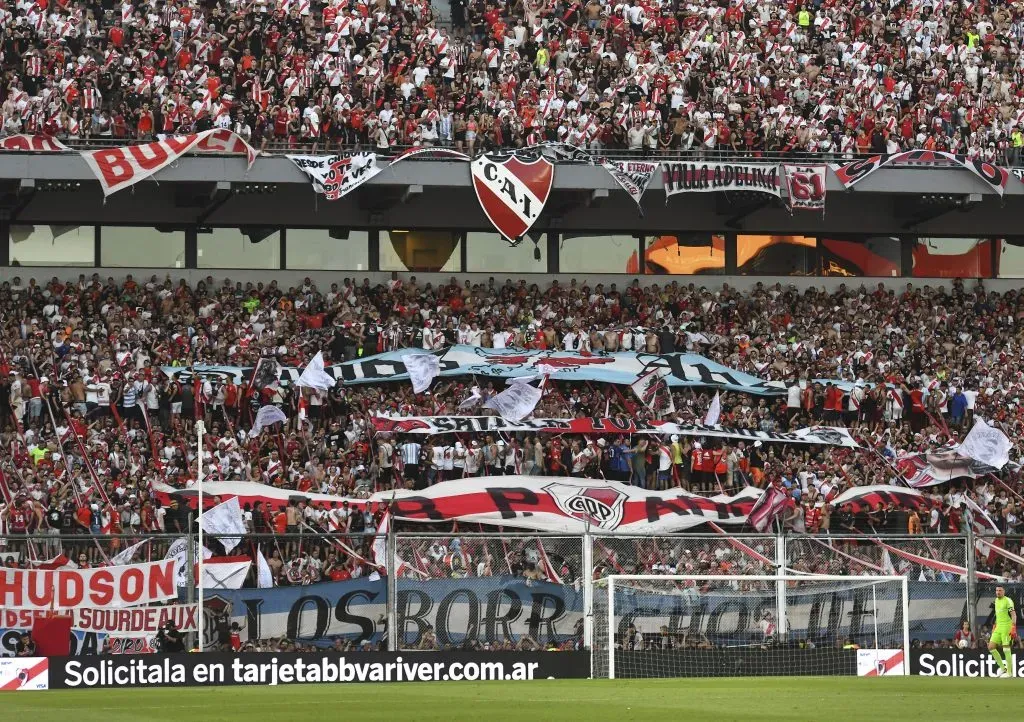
[370,416,859,448]
[287,153,381,200]
[663,162,782,198]
[783,164,828,212]
[602,160,658,215]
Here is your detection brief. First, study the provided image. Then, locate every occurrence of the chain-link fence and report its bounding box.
[393,534,584,651]
[2,530,1010,656]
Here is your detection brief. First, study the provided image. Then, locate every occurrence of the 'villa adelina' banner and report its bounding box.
[370,416,858,447]
[663,162,783,197]
[161,346,790,394]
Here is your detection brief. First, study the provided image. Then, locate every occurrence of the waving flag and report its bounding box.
[295,351,336,390]
[402,353,441,394]
[249,405,288,438]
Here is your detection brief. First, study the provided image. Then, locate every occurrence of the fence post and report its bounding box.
[775,530,788,642]
[582,531,593,651]
[185,514,195,648]
[965,526,977,629]
[386,530,398,652]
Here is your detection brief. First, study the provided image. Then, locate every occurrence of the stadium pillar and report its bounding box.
[184,227,198,268]
[547,233,559,274]
[724,234,737,273]
[368,230,380,272]
[899,237,914,277]
[185,512,196,648]
[0,219,8,266]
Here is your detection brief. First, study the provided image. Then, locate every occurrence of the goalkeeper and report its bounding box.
[988,586,1017,677]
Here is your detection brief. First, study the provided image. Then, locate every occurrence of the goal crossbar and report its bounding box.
[599,573,911,679]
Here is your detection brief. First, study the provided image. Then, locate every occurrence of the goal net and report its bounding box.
[592,574,909,679]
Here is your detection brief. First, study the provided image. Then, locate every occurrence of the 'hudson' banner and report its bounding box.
[287,153,381,200]
[0,559,178,611]
[370,416,859,447]
[163,347,788,395]
[370,477,764,533]
[663,162,782,197]
[81,129,257,196]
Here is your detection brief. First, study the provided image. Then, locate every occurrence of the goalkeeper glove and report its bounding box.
[1012,625,1018,641]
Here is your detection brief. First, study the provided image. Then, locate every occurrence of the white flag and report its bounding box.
[165,536,213,587]
[959,418,1012,469]
[458,387,483,409]
[509,363,560,385]
[602,160,658,215]
[704,392,721,425]
[296,351,336,390]
[202,558,252,589]
[201,496,247,554]
[109,538,151,566]
[402,353,441,394]
[249,404,288,438]
[256,547,275,588]
[484,383,543,423]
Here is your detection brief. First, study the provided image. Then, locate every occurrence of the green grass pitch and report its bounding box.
[4,677,1017,721]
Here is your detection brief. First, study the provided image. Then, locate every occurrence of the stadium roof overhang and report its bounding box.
[0,155,1022,237]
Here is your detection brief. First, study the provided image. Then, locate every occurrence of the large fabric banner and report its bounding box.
[896,447,998,488]
[783,164,828,212]
[161,346,789,394]
[210,576,963,649]
[602,160,658,214]
[152,480,369,512]
[370,416,859,447]
[832,151,1009,196]
[829,484,933,512]
[287,152,381,200]
[81,129,257,196]
[369,477,764,533]
[471,154,553,242]
[0,560,177,611]
[1,605,198,637]
[663,162,782,197]
[0,134,69,152]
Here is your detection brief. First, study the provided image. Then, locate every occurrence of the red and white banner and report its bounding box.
[0,559,177,611]
[370,416,860,447]
[81,129,257,196]
[832,151,1009,196]
[663,161,783,197]
[1,604,198,637]
[829,484,934,512]
[151,479,370,512]
[471,154,553,242]
[783,164,828,212]
[0,134,69,152]
[371,476,764,533]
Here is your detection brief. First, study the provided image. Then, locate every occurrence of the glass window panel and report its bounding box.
[9,225,94,266]
[287,229,370,270]
[101,227,186,267]
[913,238,992,278]
[559,234,637,273]
[644,234,725,275]
[198,228,280,269]
[380,231,461,272]
[818,237,901,277]
[996,240,1024,278]
[466,232,544,273]
[737,234,816,275]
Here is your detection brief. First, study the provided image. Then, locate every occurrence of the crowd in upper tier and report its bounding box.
[2,0,1024,162]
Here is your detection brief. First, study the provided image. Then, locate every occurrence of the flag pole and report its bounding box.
[196,419,206,652]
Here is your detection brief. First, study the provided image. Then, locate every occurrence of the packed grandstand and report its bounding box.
[2,0,1023,162]
[0,272,1021,584]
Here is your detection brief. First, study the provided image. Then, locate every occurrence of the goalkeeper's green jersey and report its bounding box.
[994,596,1015,630]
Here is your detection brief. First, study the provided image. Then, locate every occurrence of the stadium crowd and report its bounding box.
[1,0,1024,162]
[0,271,1022,582]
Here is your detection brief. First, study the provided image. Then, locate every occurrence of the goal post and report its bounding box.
[593,574,910,679]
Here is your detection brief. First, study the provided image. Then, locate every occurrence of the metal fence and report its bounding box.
[1,531,1010,654]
